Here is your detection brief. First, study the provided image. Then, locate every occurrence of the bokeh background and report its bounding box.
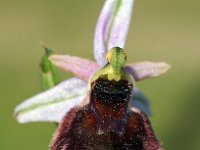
[1,0,200,149]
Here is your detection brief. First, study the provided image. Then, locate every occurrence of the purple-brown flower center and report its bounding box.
[51,77,147,150]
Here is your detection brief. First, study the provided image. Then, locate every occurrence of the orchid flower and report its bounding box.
[14,0,170,124]
[15,1,169,148]
[15,0,170,149]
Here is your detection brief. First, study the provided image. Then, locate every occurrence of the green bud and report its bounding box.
[40,43,60,90]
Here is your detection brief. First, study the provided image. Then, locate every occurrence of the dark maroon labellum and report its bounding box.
[51,78,161,150]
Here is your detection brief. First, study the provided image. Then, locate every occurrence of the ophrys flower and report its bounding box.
[14,0,169,149]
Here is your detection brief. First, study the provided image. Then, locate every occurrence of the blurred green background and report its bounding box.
[0,0,200,149]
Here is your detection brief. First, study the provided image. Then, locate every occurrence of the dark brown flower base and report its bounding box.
[51,78,161,150]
